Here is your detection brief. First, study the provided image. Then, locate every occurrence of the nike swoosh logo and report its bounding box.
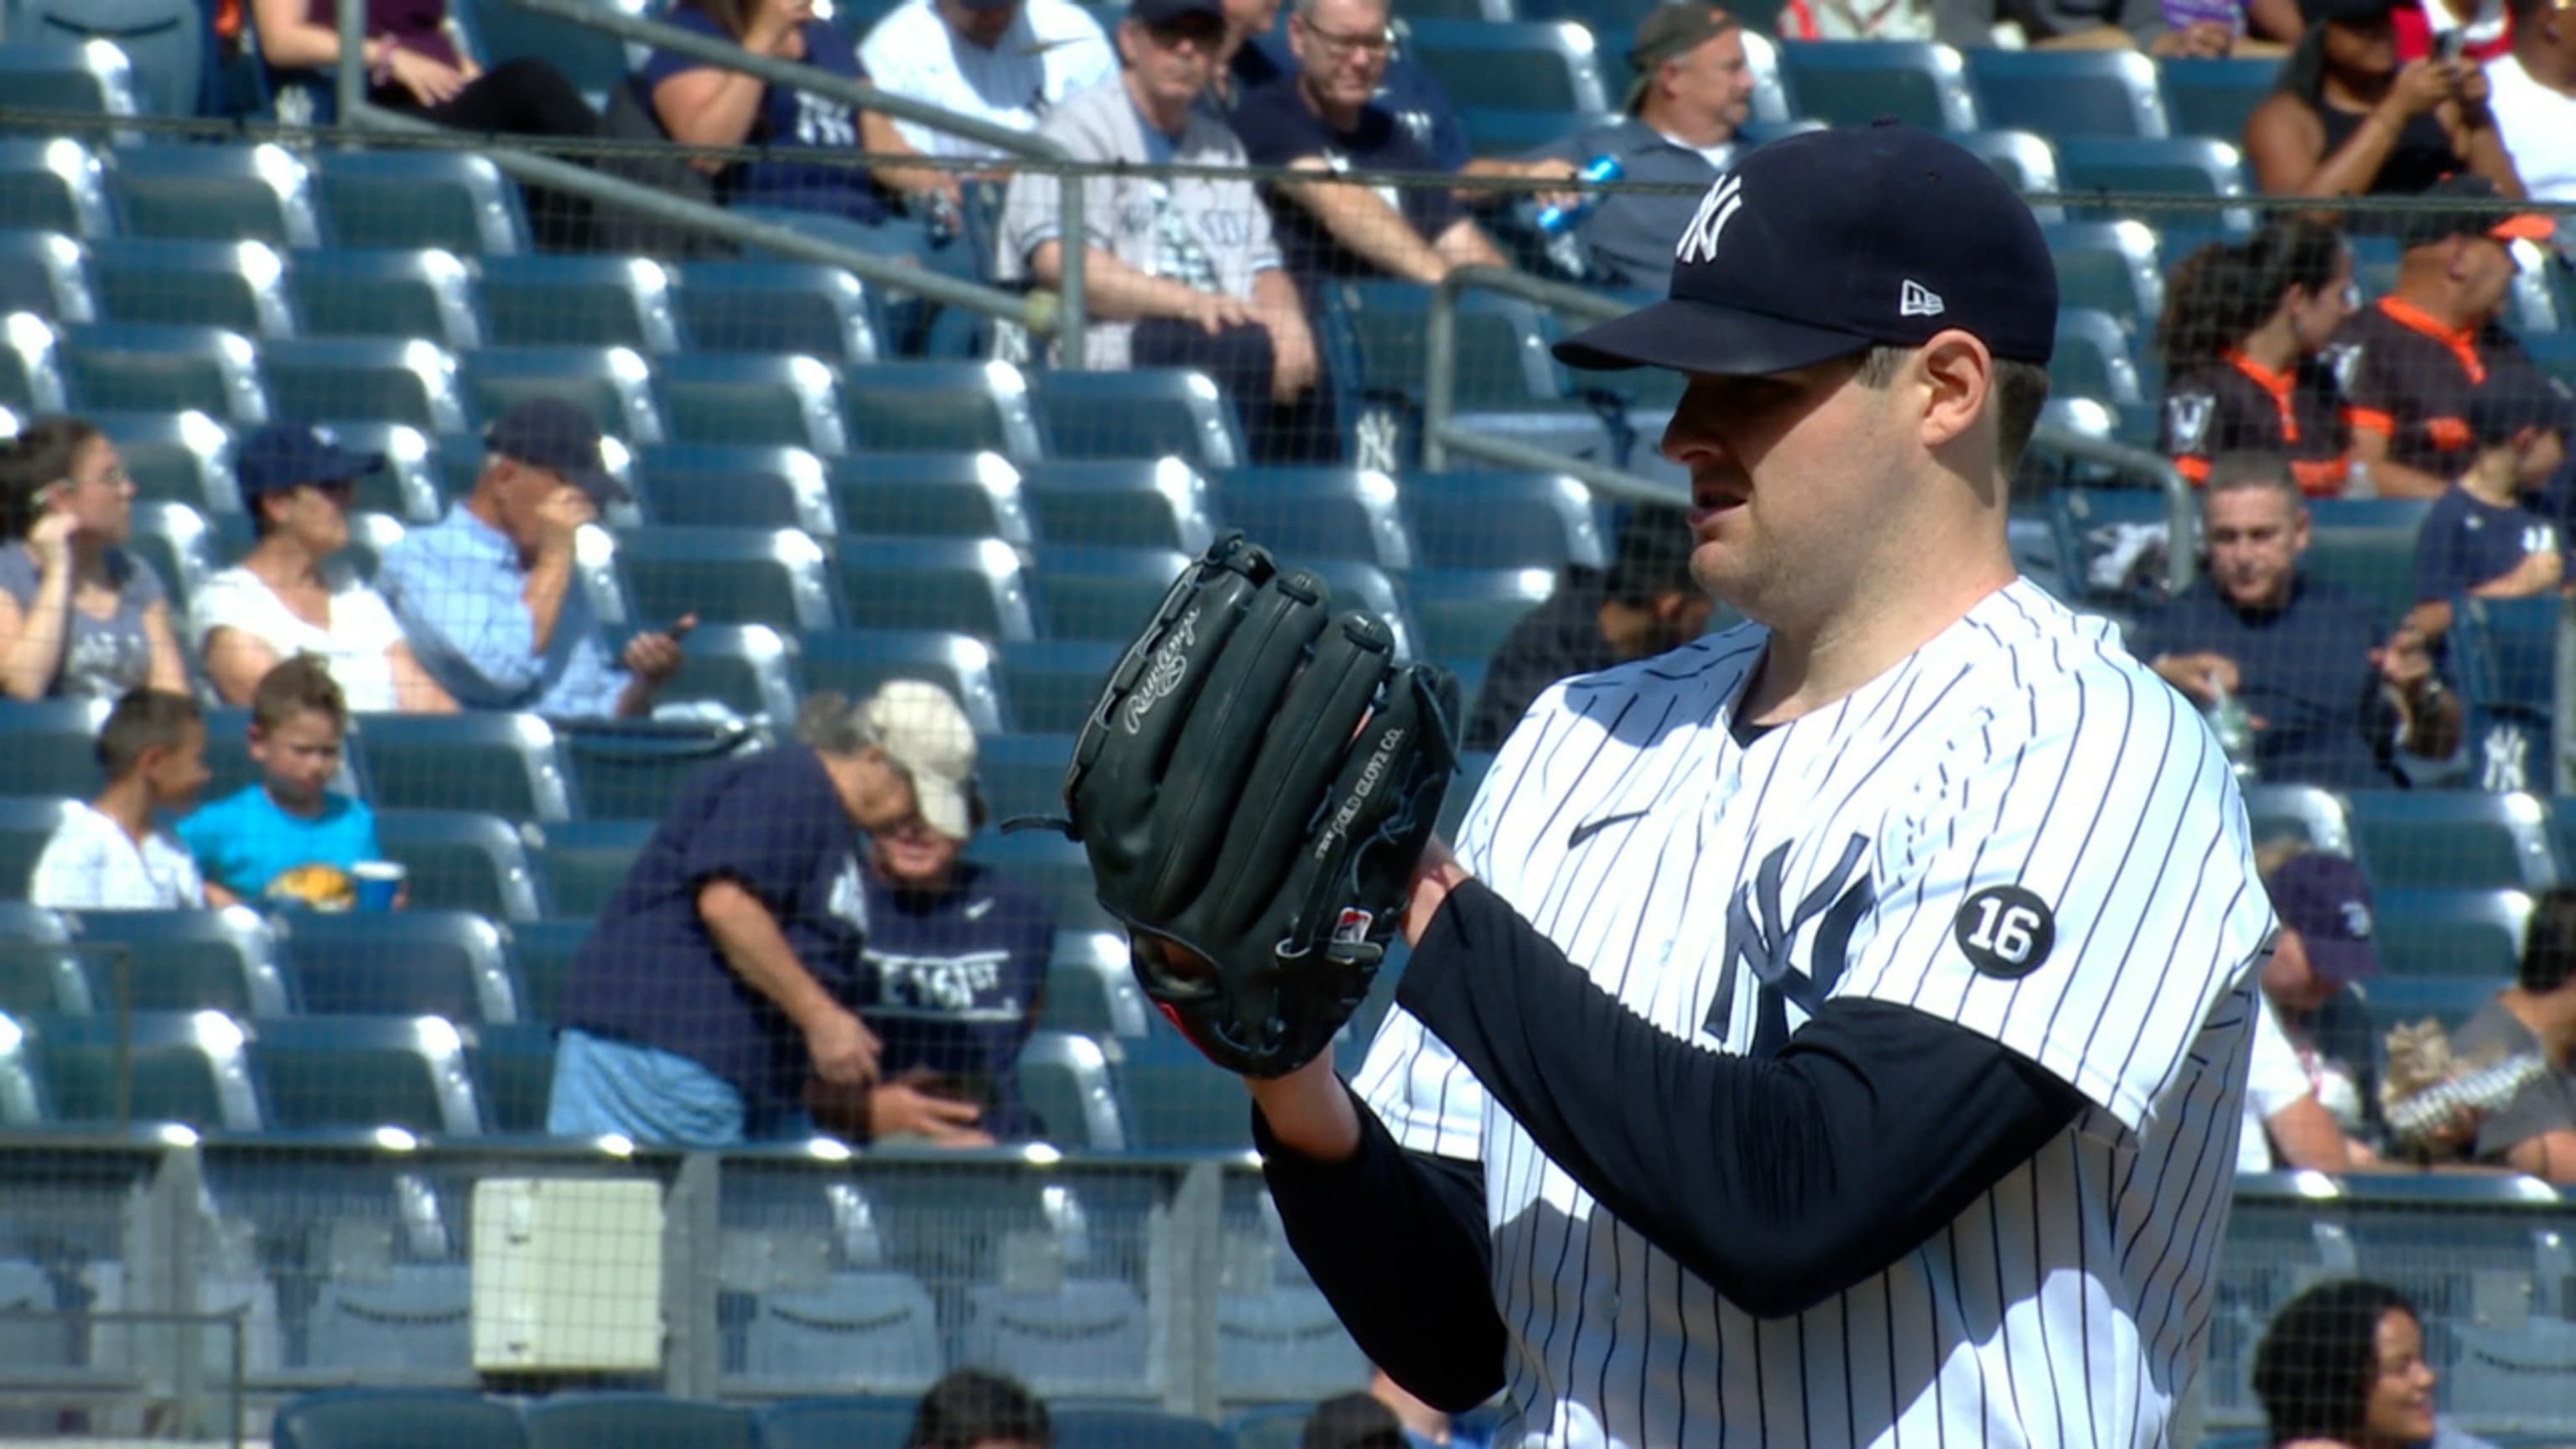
[1568,810,1650,849]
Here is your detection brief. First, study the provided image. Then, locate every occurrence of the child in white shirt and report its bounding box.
[28,686,213,910]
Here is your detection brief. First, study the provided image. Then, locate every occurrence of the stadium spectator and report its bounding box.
[2398,0,2517,65]
[2241,989,2368,1171]
[1463,504,1711,751]
[1780,0,1940,41]
[27,688,209,911]
[2130,455,2461,787]
[1931,0,2234,55]
[2157,217,2358,496]
[2329,175,2561,497]
[810,683,1052,1147]
[178,656,382,912]
[995,0,1335,463]
[1303,1391,1408,1449]
[907,1368,1052,1449]
[545,684,978,1145]
[1522,4,1756,293]
[194,423,457,715]
[0,418,188,703]
[2446,884,2576,1180]
[2257,847,2400,1158]
[1230,0,1508,299]
[2410,381,2565,636]
[858,0,1115,167]
[378,399,691,720]
[2244,0,2527,217]
[642,0,953,226]
[2252,1280,2442,1449]
[2484,0,2576,203]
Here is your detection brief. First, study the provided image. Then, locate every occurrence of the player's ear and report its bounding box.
[1913,330,1992,456]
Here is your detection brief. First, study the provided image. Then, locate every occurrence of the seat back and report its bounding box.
[65,322,268,422]
[318,152,529,256]
[756,1397,919,1449]
[1406,471,1602,572]
[291,247,484,350]
[1015,1028,1124,1150]
[638,444,835,534]
[479,255,681,353]
[109,143,320,248]
[1213,466,1411,570]
[555,720,759,824]
[8,0,198,117]
[1965,49,2166,138]
[356,713,577,823]
[374,809,546,922]
[842,361,1043,460]
[262,336,471,436]
[615,525,839,636]
[252,1015,480,1136]
[674,261,880,365]
[522,1393,756,1449]
[31,1009,261,1130]
[69,907,292,1019]
[828,452,1033,545]
[1402,20,1609,113]
[653,352,849,454]
[1776,39,1976,131]
[0,35,143,117]
[1024,458,1218,553]
[278,911,520,1024]
[271,1388,529,1449]
[835,535,1037,641]
[1029,370,1244,469]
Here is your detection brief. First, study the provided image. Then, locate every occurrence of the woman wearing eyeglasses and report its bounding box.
[0,417,188,703]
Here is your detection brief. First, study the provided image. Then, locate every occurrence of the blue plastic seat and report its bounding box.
[478,254,683,353]
[2057,136,2249,203]
[86,236,295,339]
[1965,49,2166,139]
[2049,309,2146,408]
[738,1269,945,1393]
[2242,784,2354,856]
[2371,887,2532,979]
[25,1009,263,1131]
[2348,792,2556,892]
[1032,543,1192,642]
[842,361,1045,461]
[0,903,87,1017]
[465,344,663,443]
[1775,39,1976,131]
[0,310,68,414]
[2045,221,2166,331]
[611,523,838,636]
[271,1388,529,1449]
[251,1015,484,1136]
[555,720,759,823]
[998,637,1121,735]
[1023,458,1218,553]
[522,1392,756,1449]
[1037,929,1145,1039]
[1052,1407,1230,1449]
[0,39,143,117]
[66,907,293,1020]
[1402,19,1609,112]
[279,911,522,1024]
[62,321,267,421]
[508,920,589,1023]
[371,809,545,923]
[1028,369,1246,469]
[92,408,241,515]
[125,497,226,617]
[1456,106,1592,157]
[798,629,1010,736]
[2161,58,2277,144]
[968,831,1108,931]
[2364,975,2501,1036]
[635,443,834,532]
[314,151,529,256]
[1115,1015,1253,1150]
[357,712,577,823]
[465,1020,555,1135]
[1337,281,1565,411]
[11,0,202,117]
[449,0,654,96]
[1211,465,1412,569]
[1410,565,1555,662]
[1405,470,1604,572]
[0,228,94,324]
[652,351,849,454]
[262,336,472,436]
[107,143,323,250]
[834,534,1038,641]
[979,733,1075,826]
[1956,130,2063,204]
[0,699,113,803]
[289,247,485,350]
[756,1397,918,1449]
[534,818,654,922]
[827,452,1033,545]
[0,137,112,239]
[2303,510,2425,634]
[0,796,78,899]
[652,621,801,725]
[673,260,882,365]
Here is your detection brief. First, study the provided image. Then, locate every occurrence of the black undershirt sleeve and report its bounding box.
[1391,877,2092,1318]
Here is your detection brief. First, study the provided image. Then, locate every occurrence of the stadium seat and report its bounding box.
[450,0,653,95]
[465,344,663,443]
[636,443,834,532]
[1024,458,1219,553]
[615,524,838,636]
[842,361,1045,461]
[1955,130,2063,206]
[673,261,881,365]
[1411,566,1555,661]
[0,138,111,243]
[1033,543,1192,642]
[2242,784,2354,856]
[999,637,1122,735]
[523,1392,756,1449]
[1405,470,1604,572]
[91,408,239,517]
[1029,369,1245,469]
[2453,594,2559,722]
[289,247,485,350]
[533,818,653,922]
[1053,1408,1229,1449]
[290,421,439,525]
[979,732,1073,826]
[2161,58,2277,143]
[652,351,849,454]
[12,0,204,116]
[756,1399,917,1449]
[251,1015,481,1136]
[1226,1406,1310,1449]
[740,1270,944,1391]
[0,796,77,900]
[125,496,224,616]
[1211,465,1412,569]
[62,322,267,421]
[655,621,802,724]
[465,1019,555,1135]
[478,255,682,354]
[86,236,294,339]
[1402,20,1610,113]
[304,1261,475,1382]
[356,712,577,823]
[835,535,1038,641]
[0,309,68,414]
[2057,137,2250,206]
[1965,49,2166,139]
[962,1270,1150,1400]
[374,808,546,923]
[826,453,1035,544]
[0,39,142,117]
[969,832,1108,932]
[2049,309,2146,408]
[1040,928,1146,1038]
[2044,221,2166,331]
[0,902,86,1019]
[1215,1250,1370,1397]
[0,698,112,801]
[556,720,758,823]
[508,920,590,1022]
[1015,1029,1123,1150]
[1336,281,1565,411]
[107,144,323,250]
[1775,39,1975,131]
[1455,106,1593,157]
[26,1009,262,1130]
[314,150,529,256]
[2364,974,2497,1035]
[2348,792,2557,892]
[262,336,472,437]
[2304,514,2423,633]
[278,911,521,1024]
[2371,887,2532,979]
[798,629,1009,736]
[1116,1015,1252,1150]
[68,906,293,1020]
[270,1387,531,1449]
[0,228,94,324]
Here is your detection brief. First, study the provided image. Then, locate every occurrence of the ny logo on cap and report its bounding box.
[1898,279,1945,318]
[1676,174,1743,265]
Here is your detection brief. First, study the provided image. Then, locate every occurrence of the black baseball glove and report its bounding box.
[1035,532,1460,1078]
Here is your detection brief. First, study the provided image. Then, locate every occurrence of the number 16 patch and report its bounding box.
[1955,885,2056,979]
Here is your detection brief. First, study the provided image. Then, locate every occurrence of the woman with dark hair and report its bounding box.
[2158,216,2360,496]
[2253,1280,2439,1447]
[0,418,188,702]
[2243,0,2527,218]
[907,1368,1052,1449]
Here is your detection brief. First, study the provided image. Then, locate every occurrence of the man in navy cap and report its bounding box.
[1243,125,2277,1446]
[378,398,690,720]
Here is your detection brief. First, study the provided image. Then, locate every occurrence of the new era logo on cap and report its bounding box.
[1899,279,1945,318]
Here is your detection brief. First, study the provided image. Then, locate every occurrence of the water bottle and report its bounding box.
[2205,675,2258,782]
[1535,155,1623,236]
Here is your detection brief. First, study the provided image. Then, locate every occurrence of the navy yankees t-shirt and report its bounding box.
[2128,576,2402,789]
[639,10,886,221]
[1230,82,1467,297]
[2416,486,2559,605]
[854,861,1055,1140]
[557,747,868,1116]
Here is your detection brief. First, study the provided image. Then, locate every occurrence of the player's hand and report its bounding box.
[385,46,469,107]
[804,1005,882,1087]
[23,511,78,573]
[1189,292,1256,337]
[2383,60,2454,120]
[533,485,597,558]
[869,1073,995,1147]
[622,613,695,684]
[1401,836,1474,949]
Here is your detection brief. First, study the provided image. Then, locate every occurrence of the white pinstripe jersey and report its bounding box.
[1353,579,2278,1449]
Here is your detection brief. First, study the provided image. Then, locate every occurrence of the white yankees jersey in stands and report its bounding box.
[1353,578,2277,1449]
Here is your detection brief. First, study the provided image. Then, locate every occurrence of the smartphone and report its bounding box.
[2434,29,2465,61]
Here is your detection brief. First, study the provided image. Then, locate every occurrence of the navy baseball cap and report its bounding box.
[1129,0,1225,26]
[2465,377,2568,448]
[486,397,630,504]
[236,423,383,499]
[2265,853,2380,985]
[1554,122,2059,377]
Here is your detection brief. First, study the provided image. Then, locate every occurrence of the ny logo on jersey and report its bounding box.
[1675,174,1744,265]
[1706,834,1875,1057]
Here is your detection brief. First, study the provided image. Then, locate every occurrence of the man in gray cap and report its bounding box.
[378,397,690,720]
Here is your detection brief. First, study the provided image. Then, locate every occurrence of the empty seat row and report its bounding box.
[270,1388,1239,1449]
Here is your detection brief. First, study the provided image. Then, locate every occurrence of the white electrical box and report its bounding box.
[471,1178,664,1373]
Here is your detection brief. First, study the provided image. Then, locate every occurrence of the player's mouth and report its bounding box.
[1689,477,1748,529]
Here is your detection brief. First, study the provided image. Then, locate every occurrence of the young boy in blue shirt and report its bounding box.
[2413,384,2567,640]
[179,654,381,910]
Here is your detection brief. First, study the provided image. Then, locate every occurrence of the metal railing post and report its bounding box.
[662,1152,722,1400]
[1057,173,1088,371]
[335,0,366,134]
[1424,272,1460,473]
[2558,590,2575,796]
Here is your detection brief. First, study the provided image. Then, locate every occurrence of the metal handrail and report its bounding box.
[336,0,1086,362]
